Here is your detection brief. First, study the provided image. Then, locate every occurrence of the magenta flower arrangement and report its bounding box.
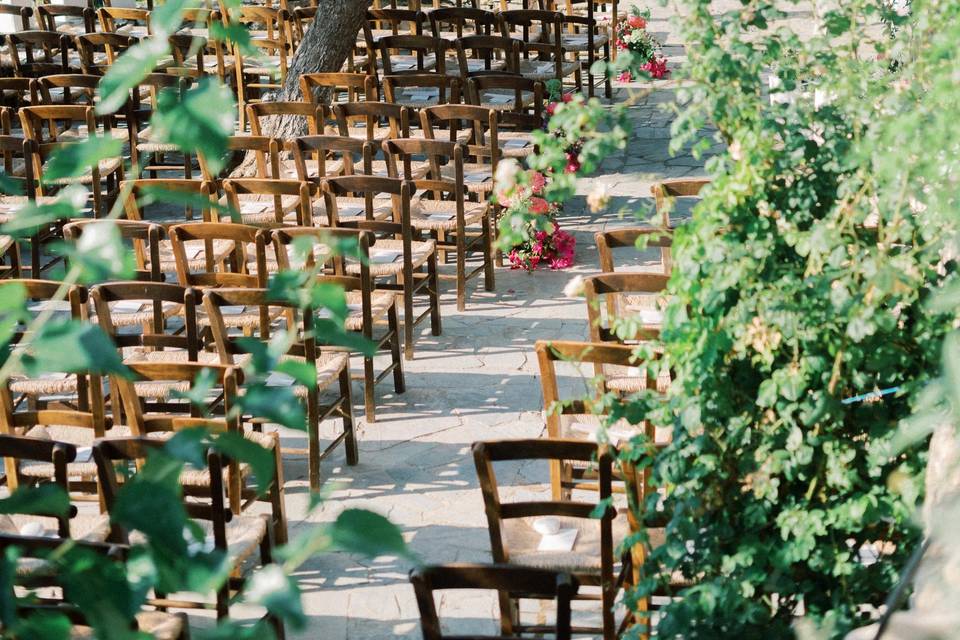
[614,9,669,81]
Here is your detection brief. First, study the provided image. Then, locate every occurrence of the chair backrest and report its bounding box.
[594,227,671,274]
[0,434,77,536]
[420,103,498,161]
[63,219,165,282]
[96,7,150,36]
[93,435,232,547]
[332,102,410,142]
[650,178,709,228]
[0,4,33,33]
[364,8,427,42]
[247,101,322,139]
[90,281,200,362]
[120,177,218,224]
[6,30,75,77]
[199,135,282,183]
[382,137,463,201]
[222,177,313,226]
[582,272,668,343]
[299,72,379,108]
[36,4,95,35]
[293,135,374,184]
[0,134,34,198]
[37,73,99,107]
[410,563,577,640]
[377,34,446,76]
[0,77,37,112]
[322,175,411,231]
[472,437,617,565]
[467,74,544,130]
[499,9,563,59]
[75,32,135,75]
[270,225,373,280]
[429,7,497,40]
[534,339,649,437]
[455,35,522,77]
[168,222,270,289]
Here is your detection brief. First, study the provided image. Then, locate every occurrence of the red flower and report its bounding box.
[562,92,574,103]
[642,58,670,79]
[627,15,646,29]
[529,197,550,214]
[565,152,581,174]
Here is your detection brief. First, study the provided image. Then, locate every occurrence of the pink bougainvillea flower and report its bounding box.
[642,58,670,79]
[546,101,559,116]
[565,153,581,173]
[627,15,646,29]
[618,70,633,83]
[529,197,550,214]
[562,92,575,103]
[530,171,547,194]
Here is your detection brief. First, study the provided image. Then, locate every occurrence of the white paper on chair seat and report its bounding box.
[503,139,529,150]
[393,61,415,70]
[112,301,144,313]
[635,309,664,325]
[427,213,454,221]
[241,202,269,214]
[407,90,438,101]
[28,300,72,313]
[338,205,364,217]
[265,371,295,387]
[536,62,556,73]
[20,521,54,538]
[538,528,578,552]
[75,446,93,463]
[570,422,637,445]
[464,172,490,184]
[220,305,246,315]
[487,94,513,105]
[38,372,70,380]
[317,303,362,319]
[370,250,403,264]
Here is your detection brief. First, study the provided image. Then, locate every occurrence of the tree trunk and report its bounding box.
[230,0,370,177]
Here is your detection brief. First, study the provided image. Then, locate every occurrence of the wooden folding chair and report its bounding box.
[0,4,32,33]
[221,176,312,226]
[168,222,269,299]
[323,175,441,360]
[231,7,292,131]
[420,104,499,199]
[198,134,283,188]
[93,436,285,637]
[0,133,42,276]
[292,135,388,223]
[36,3,96,37]
[272,226,405,422]
[472,438,633,640]
[63,218,166,282]
[429,6,498,43]
[97,6,151,40]
[410,563,577,640]
[202,287,357,490]
[75,32,136,75]
[299,71,380,116]
[453,34,521,78]
[128,73,196,179]
[650,177,710,228]
[594,227,671,275]
[553,0,612,98]
[384,137,495,310]
[377,33,445,76]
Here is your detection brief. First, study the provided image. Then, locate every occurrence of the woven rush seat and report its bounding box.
[148,238,235,274]
[314,196,395,223]
[343,289,394,331]
[131,513,268,565]
[439,163,493,195]
[347,238,436,277]
[44,157,123,186]
[9,373,79,399]
[561,32,609,52]
[447,57,507,77]
[603,363,671,394]
[518,59,580,82]
[497,131,536,158]
[0,513,112,576]
[475,89,536,111]
[196,304,286,330]
[123,350,223,400]
[68,611,185,640]
[410,197,487,231]
[241,352,349,398]
[135,125,182,153]
[222,194,302,225]
[18,424,134,482]
[501,511,630,574]
[241,56,283,76]
[56,124,128,145]
[93,299,183,328]
[0,234,13,254]
[116,24,150,39]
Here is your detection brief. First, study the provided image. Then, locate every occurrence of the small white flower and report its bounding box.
[586,184,610,213]
[494,158,521,193]
[563,275,585,298]
[729,140,743,161]
[77,220,124,266]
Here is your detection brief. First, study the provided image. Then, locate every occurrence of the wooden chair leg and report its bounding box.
[428,253,441,336]
[258,520,286,640]
[482,213,495,292]
[456,236,466,312]
[307,392,321,491]
[403,287,415,360]
[388,303,405,393]
[269,437,288,545]
[363,354,376,423]
[340,366,358,466]
[587,50,596,98]
[604,43,612,99]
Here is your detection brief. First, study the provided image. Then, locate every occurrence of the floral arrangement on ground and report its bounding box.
[614,7,669,81]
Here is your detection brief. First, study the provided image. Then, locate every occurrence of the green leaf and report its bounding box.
[170,367,218,415]
[136,185,240,222]
[0,186,88,237]
[149,78,235,174]
[314,318,377,357]
[237,383,306,431]
[244,564,306,630]
[327,509,410,559]
[149,0,188,37]
[211,430,275,496]
[21,319,131,377]
[0,171,23,196]
[275,358,317,390]
[41,136,123,185]
[10,612,72,640]
[209,21,256,56]
[97,37,171,115]
[58,219,136,284]
[0,484,70,517]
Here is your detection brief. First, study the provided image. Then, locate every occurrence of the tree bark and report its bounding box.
[230,0,371,176]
